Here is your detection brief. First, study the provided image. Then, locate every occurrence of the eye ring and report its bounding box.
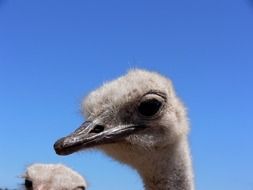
[74,186,86,190]
[137,93,165,118]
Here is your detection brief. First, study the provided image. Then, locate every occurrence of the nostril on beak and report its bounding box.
[90,125,104,133]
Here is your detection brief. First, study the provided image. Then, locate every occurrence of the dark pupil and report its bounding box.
[75,186,86,190]
[25,179,33,189]
[138,99,162,116]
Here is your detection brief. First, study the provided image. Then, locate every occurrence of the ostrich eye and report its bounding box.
[138,98,162,117]
[25,179,33,189]
[74,186,86,190]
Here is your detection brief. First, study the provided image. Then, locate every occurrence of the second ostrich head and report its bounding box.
[23,164,87,190]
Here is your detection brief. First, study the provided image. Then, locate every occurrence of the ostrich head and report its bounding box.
[22,164,87,190]
[54,69,189,169]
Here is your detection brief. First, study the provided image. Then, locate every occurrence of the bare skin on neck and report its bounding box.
[140,138,193,190]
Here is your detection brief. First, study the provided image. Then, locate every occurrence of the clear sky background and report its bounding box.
[0,0,253,189]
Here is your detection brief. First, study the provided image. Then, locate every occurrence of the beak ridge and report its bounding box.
[54,120,146,156]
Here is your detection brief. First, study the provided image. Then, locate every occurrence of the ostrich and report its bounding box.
[22,163,87,190]
[54,69,194,190]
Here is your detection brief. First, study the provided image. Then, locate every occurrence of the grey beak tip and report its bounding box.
[54,137,66,155]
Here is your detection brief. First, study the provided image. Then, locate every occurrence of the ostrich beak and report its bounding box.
[54,121,146,155]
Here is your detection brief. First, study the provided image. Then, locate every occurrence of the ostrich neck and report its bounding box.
[137,137,194,190]
[101,136,194,190]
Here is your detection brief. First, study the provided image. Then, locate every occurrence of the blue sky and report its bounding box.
[0,0,253,189]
